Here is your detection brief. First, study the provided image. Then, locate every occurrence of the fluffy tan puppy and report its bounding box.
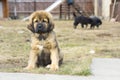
[24,10,63,71]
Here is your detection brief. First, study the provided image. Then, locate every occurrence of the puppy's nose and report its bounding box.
[35,23,43,33]
[38,24,42,29]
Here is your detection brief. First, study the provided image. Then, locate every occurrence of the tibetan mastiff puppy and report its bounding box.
[24,10,63,71]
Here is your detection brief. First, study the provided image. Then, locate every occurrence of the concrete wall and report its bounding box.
[102,0,111,20]
[94,0,111,20]
[94,0,102,17]
[0,2,3,18]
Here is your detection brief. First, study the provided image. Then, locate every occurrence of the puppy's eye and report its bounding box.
[35,20,38,22]
[43,19,48,23]
[43,20,46,22]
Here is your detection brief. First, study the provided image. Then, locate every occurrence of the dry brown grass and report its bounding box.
[0,20,120,75]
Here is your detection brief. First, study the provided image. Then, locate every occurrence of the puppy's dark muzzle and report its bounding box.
[35,23,44,33]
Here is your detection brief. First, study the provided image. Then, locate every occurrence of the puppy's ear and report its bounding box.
[27,23,35,33]
[48,21,54,32]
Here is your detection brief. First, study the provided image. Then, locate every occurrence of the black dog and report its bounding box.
[73,15,92,29]
[89,16,102,29]
[73,12,102,29]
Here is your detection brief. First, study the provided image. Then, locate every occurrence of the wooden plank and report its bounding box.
[3,0,9,18]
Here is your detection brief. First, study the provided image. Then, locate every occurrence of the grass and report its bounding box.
[0,20,120,76]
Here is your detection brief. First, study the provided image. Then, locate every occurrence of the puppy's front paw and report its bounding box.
[50,64,59,71]
[36,45,43,50]
[46,64,51,69]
